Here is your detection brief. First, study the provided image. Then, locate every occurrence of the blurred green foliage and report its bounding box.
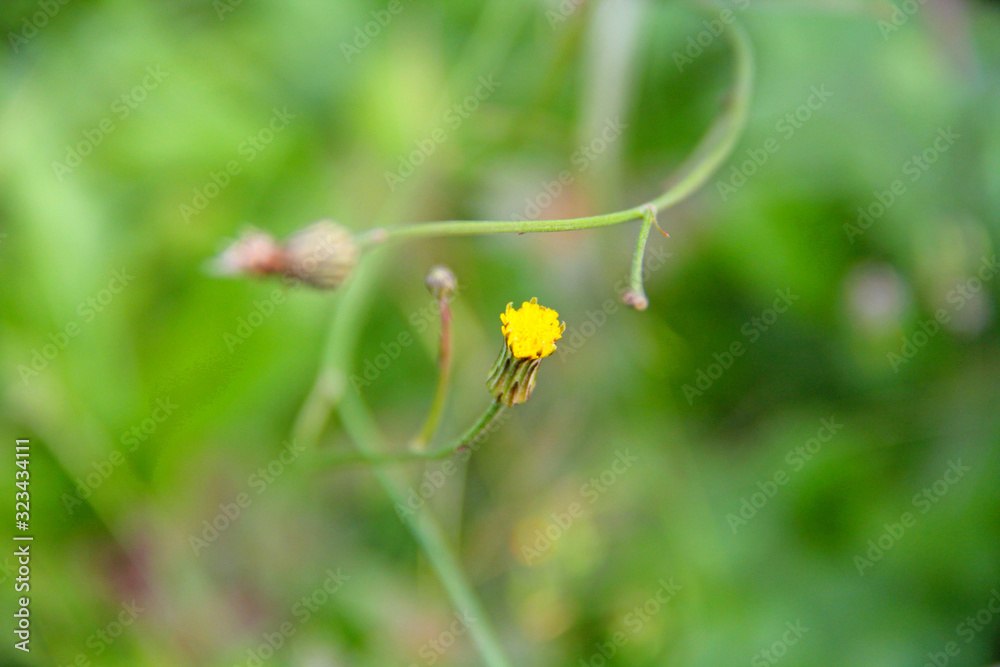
[2,0,1000,665]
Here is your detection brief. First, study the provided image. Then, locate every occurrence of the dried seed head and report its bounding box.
[213,230,286,277]
[282,221,358,290]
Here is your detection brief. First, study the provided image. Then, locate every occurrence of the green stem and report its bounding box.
[357,21,754,248]
[648,21,754,211]
[338,393,512,667]
[291,251,384,450]
[358,206,645,246]
[412,295,454,451]
[316,401,507,469]
[623,205,656,310]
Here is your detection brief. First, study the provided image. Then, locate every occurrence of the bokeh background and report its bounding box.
[2,0,1000,665]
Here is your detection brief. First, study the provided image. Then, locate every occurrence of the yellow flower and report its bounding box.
[500,298,565,359]
[488,298,565,406]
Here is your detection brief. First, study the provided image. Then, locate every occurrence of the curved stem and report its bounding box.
[315,401,507,469]
[623,205,656,310]
[358,20,754,248]
[648,20,754,210]
[338,393,512,667]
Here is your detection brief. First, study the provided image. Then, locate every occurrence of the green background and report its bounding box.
[2,0,1000,665]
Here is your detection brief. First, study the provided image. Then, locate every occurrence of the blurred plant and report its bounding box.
[213,220,358,289]
[213,17,755,667]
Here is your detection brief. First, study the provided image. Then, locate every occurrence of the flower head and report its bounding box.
[500,298,565,360]
[212,220,358,290]
[487,298,564,406]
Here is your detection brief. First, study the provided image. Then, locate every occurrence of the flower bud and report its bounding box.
[486,298,565,406]
[212,230,285,277]
[425,265,457,300]
[282,221,358,289]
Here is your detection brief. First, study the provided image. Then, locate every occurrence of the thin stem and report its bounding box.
[412,294,454,451]
[358,19,754,248]
[338,392,512,667]
[357,206,645,247]
[648,20,754,211]
[315,401,507,469]
[291,250,385,450]
[451,400,506,451]
[623,205,656,310]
